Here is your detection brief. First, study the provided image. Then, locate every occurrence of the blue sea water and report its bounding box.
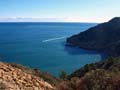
[0,22,107,76]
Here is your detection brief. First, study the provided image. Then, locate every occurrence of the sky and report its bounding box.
[0,0,120,22]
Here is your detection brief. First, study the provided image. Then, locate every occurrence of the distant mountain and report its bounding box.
[67,17,120,56]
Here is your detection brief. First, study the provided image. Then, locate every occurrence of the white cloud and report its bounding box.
[0,17,64,22]
[0,16,112,23]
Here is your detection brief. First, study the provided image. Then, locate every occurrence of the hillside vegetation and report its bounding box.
[57,57,120,90]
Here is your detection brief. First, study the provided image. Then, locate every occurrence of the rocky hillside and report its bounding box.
[0,61,55,90]
[57,57,120,90]
[67,17,120,56]
[69,57,120,78]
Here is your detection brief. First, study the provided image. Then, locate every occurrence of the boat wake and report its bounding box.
[42,36,67,42]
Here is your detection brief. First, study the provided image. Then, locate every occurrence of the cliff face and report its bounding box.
[0,62,55,90]
[67,17,120,56]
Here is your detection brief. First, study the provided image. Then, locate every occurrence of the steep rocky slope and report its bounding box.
[67,17,120,56]
[0,62,55,90]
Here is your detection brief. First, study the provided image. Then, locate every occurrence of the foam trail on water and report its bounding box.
[42,36,67,42]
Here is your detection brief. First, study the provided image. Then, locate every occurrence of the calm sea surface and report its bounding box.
[0,22,107,76]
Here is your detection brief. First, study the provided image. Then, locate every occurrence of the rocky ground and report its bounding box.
[0,62,55,90]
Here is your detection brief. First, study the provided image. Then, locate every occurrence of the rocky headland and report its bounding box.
[67,17,120,56]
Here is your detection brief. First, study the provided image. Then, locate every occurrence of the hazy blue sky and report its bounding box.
[0,0,120,22]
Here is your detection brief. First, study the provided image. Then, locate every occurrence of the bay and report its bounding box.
[0,22,107,76]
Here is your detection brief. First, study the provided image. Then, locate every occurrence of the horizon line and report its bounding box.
[0,21,100,23]
[0,17,109,23]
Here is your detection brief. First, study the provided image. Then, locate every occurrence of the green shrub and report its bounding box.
[59,71,68,80]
